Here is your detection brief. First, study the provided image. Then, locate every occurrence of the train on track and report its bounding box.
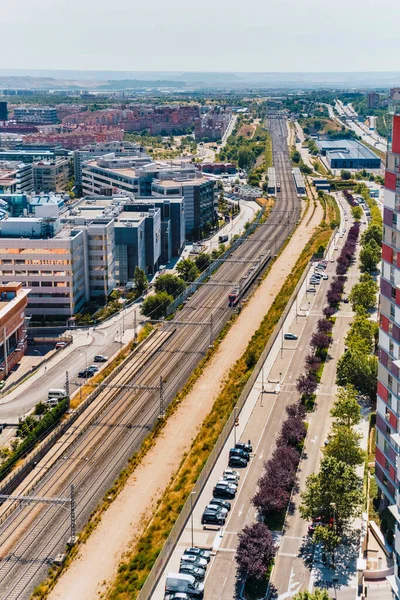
[228,251,272,306]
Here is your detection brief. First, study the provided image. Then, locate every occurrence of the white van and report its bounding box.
[165,573,204,598]
[48,389,67,400]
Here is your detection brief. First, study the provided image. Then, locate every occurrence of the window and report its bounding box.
[393,230,397,245]
[390,340,395,355]
[393,213,398,226]
[391,303,396,319]
[389,322,394,336]
[392,287,397,299]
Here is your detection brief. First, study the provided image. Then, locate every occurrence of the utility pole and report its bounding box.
[70,484,76,542]
[233,406,237,446]
[209,313,213,347]
[65,371,70,409]
[134,309,138,342]
[159,376,164,419]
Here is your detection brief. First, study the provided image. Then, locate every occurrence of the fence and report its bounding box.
[0,330,158,506]
[137,254,311,600]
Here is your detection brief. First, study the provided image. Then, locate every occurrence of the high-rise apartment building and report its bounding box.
[368,92,380,109]
[13,106,58,124]
[376,111,400,598]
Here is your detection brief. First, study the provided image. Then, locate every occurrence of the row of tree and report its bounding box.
[236,403,307,581]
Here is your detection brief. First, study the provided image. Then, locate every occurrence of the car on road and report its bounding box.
[309,278,320,285]
[55,342,67,349]
[213,482,236,499]
[306,287,317,293]
[78,369,90,378]
[209,498,231,512]
[180,554,208,568]
[183,548,211,563]
[89,365,99,372]
[165,593,192,600]
[284,333,298,340]
[343,297,349,304]
[179,563,206,582]
[235,440,253,452]
[330,258,335,263]
[201,509,225,526]
[165,573,204,598]
[312,273,323,280]
[94,355,108,362]
[228,455,248,468]
[229,447,250,461]
[221,472,239,485]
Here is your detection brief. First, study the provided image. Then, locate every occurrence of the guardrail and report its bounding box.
[137,253,311,600]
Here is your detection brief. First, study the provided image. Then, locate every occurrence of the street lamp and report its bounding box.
[80,350,88,379]
[190,491,196,548]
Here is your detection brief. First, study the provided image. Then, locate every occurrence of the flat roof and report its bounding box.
[316,139,380,161]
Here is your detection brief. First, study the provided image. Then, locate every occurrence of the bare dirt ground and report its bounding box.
[49,198,324,600]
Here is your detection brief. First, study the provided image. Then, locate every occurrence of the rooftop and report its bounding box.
[316,139,380,161]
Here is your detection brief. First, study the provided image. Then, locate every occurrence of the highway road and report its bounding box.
[334,100,387,154]
[0,117,299,600]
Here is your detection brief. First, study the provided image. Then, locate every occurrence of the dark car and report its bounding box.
[343,297,349,304]
[183,548,211,563]
[228,455,248,468]
[201,508,226,526]
[78,369,89,378]
[229,447,250,462]
[283,333,298,340]
[179,563,206,581]
[213,483,236,499]
[209,498,231,512]
[235,441,253,453]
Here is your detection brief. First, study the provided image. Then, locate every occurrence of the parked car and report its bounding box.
[343,297,349,304]
[235,441,253,453]
[94,355,108,362]
[165,573,204,598]
[183,548,211,563]
[306,288,317,293]
[218,477,237,490]
[209,498,231,512]
[180,554,208,568]
[229,447,250,462]
[228,455,247,468]
[78,369,89,378]
[322,274,329,280]
[201,509,225,526]
[205,503,228,516]
[221,472,239,485]
[165,593,192,600]
[213,483,236,499]
[309,278,320,285]
[223,467,241,480]
[89,365,99,372]
[179,563,206,582]
[284,333,298,340]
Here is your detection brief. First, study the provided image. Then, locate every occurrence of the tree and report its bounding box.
[300,456,363,532]
[296,373,318,396]
[293,590,331,600]
[194,252,211,272]
[317,319,333,334]
[361,224,382,246]
[323,425,364,467]
[331,385,361,427]
[141,292,173,319]
[252,472,291,516]
[236,522,276,581]
[313,525,341,564]
[305,354,322,373]
[310,331,331,351]
[277,416,307,449]
[154,274,186,297]
[341,170,352,180]
[360,239,381,273]
[345,312,377,352]
[16,416,37,439]
[349,275,377,312]
[176,258,199,283]
[133,267,148,297]
[351,205,363,221]
[336,350,378,401]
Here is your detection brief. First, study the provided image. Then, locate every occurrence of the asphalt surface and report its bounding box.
[0,117,299,600]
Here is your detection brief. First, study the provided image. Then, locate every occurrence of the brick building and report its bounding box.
[0,282,29,380]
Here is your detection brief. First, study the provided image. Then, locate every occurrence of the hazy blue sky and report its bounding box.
[3,0,398,72]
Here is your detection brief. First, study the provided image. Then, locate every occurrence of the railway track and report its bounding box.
[0,116,300,599]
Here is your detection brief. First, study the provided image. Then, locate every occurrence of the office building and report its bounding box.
[152,176,216,238]
[74,141,149,188]
[0,162,33,194]
[13,106,58,124]
[0,150,57,164]
[376,110,400,599]
[0,282,29,381]
[316,139,381,169]
[0,216,116,318]
[33,158,70,193]
[367,92,380,109]
[0,102,8,122]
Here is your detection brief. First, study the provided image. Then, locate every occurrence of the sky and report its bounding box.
[3,0,400,73]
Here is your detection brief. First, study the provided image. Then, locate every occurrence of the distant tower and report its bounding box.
[0,102,8,122]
